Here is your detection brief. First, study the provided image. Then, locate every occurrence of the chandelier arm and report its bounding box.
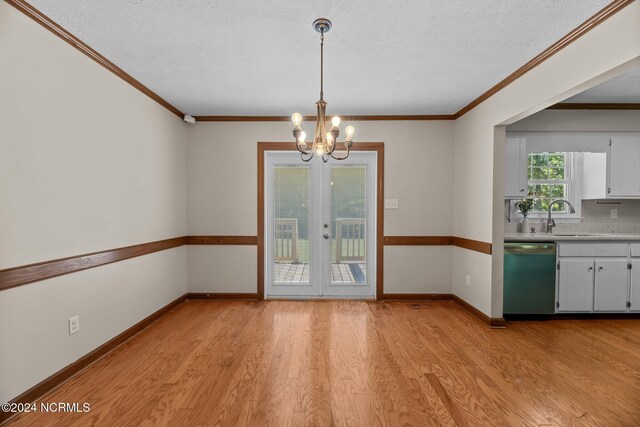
[300,152,314,162]
[329,148,351,161]
[295,143,313,155]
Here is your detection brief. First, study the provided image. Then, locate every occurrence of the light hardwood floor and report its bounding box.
[8,300,640,426]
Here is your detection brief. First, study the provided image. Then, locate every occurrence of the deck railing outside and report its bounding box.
[335,218,366,263]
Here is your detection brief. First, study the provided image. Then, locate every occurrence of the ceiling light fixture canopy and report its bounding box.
[292,18,354,163]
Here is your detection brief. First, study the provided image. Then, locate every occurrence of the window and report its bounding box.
[513,151,582,221]
[527,152,570,213]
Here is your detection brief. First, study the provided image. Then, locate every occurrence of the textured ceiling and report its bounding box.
[29,0,611,115]
[562,67,640,103]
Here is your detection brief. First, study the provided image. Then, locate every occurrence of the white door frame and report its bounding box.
[264,151,377,299]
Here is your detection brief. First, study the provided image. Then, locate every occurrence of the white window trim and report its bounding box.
[510,152,582,222]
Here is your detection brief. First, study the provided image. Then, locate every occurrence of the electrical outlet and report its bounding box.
[69,315,79,335]
[465,274,471,287]
[611,209,618,219]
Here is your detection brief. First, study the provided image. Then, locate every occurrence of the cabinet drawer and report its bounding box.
[558,242,629,257]
[632,244,640,257]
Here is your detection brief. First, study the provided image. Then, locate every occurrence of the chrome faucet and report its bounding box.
[546,199,576,233]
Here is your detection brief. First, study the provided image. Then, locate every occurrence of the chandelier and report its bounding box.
[291,18,355,163]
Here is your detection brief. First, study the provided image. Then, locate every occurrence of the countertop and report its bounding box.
[505,232,640,242]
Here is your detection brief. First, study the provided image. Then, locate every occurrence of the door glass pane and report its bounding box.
[273,166,310,283]
[330,166,366,284]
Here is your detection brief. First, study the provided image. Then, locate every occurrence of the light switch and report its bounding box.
[385,199,399,209]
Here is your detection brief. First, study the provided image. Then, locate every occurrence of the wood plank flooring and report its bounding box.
[8,300,640,426]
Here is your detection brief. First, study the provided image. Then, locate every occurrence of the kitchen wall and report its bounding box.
[453,2,640,318]
[0,3,187,403]
[506,200,640,234]
[187,121,455,295]
[505,109,640,233]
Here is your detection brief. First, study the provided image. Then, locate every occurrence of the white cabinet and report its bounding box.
[582,152,607,199]
[593,259,629,311]
[504,138,527,199]
[556,242,634,313]
[558,259,594,312]
[608,135,640,197]
[632,248,640,312]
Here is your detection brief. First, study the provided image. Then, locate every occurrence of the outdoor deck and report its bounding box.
[275,263,366,283]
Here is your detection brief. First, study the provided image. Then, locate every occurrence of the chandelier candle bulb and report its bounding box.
[292,113,302,128]
[345,125,355,140]
[331,116,341,127]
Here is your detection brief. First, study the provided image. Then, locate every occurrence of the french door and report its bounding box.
[265,152,376,298]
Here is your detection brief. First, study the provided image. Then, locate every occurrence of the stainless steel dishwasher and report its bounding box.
[504,242,557,315]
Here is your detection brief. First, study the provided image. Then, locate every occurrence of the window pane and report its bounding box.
[548,167,565,180]
[531,167,548,180]
[534,199,546,211]
[530,154,547,167]
[550,184,565,197]
[273,166,309,283]
[548,153,565,166]
[331,166,367,284]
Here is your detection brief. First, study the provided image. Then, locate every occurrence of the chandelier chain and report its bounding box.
[320,30,324,99]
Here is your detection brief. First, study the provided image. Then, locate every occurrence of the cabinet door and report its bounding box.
[505,138,527,198]
[608,135,640,197]
[594,259,629,311]
[558,260,594,312]
[582,152,607,199]
[631,260,640,312]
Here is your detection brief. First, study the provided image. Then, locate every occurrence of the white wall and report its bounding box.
[453,2,640,318]
[0,3,187,403]
[187,121,455,295]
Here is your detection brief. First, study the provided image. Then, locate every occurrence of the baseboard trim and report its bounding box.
[186,292,258,300]
[452,295,506,328]
[382,293,454,301]
[0,294,187,426]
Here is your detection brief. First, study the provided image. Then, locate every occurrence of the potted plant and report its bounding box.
[515,194,534,233]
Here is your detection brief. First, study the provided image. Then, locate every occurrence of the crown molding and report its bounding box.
[193,114,456,122]
[547,103,640,110]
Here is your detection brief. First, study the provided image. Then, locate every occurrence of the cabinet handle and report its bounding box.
[588,267,593,271]
[520,189,525,192]
[598,266,603,271]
